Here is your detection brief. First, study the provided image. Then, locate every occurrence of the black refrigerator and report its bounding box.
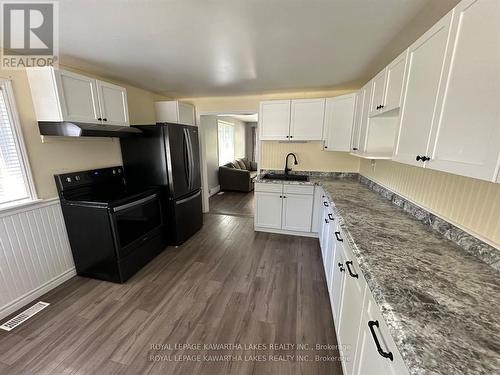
[120,123,202,246]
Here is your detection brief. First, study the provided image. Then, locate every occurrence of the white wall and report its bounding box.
[200,115,220,192]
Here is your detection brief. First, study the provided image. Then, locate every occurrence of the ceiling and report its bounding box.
[58,0,458,97]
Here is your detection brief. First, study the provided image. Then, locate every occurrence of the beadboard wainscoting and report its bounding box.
[360,159,500,248]
[0,199,75,320]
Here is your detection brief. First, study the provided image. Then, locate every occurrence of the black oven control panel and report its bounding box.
[55,166,123,192]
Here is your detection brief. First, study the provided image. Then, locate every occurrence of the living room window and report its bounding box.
[0,80,36,208]
[217,120,235,166]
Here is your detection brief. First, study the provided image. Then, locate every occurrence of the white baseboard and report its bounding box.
[209,185,221,196]
[254,226,319,238]
[0,267,76,320]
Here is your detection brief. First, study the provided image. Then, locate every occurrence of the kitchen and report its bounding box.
[0,0,499,374]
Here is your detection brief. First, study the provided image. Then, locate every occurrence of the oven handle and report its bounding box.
[112,194,158,213]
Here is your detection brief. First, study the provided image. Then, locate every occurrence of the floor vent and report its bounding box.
[0,302,50,331]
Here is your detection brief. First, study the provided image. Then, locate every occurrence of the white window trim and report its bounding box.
[0,79,37,210]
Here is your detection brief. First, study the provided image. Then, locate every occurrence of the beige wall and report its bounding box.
[181,89,353,114]
[1,66,167,199]
[360,159,500,248]
[261,142,359,172]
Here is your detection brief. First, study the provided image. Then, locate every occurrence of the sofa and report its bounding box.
[218,158,258,192]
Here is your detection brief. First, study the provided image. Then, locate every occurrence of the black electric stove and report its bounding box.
[55,166,166,283]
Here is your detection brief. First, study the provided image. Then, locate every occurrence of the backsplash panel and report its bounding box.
[359,159,500,248]
[260,141,360,172]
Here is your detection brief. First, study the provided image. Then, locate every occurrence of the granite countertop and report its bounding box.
[256,174,500,374]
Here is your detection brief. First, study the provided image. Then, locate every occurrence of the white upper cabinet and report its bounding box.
[96,80,129,126]
[290,98,325,140]
[368,51,408,118]
[323,94,356,152]
[155,101,195,125]
[357,82,373,154]
[259,99,324,141]
[369,70,387,116]
[426,0,500,182]
[259,100,291,140]
[393,12,453,167]
[384,50,408,112]
[54,70,101,123]
[26,67,129,126]
[350,89,366,153]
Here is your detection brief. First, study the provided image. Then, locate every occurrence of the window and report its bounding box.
[0,80,35,207]
[217,120,235,166]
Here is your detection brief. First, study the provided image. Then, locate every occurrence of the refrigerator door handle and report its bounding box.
[183,129,190,189]
[186,128,194,190]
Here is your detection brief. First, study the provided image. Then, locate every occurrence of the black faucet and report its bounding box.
[284,153,298,175]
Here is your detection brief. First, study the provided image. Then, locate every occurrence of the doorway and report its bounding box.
[199,112,258,216]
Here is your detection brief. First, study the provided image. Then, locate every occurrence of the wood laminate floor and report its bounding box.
[0,213,343,375]
[209,191,254,217]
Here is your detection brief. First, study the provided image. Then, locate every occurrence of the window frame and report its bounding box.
[0,79,37,209]
[217,120,235,166]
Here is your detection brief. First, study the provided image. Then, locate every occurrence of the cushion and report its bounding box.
[235,159,246,169]
[240,158,251,170]
[224,162,236,168]
[232,161,241,169]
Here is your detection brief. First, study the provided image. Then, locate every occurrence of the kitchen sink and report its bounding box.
[262,173,309,182]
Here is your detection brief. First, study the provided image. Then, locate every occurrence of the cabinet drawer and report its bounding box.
[255,183,282,193]
[283,184,314,195]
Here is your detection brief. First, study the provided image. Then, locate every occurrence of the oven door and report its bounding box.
[110,193,163,258]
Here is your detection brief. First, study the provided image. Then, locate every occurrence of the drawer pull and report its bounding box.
[368,320,394,361]
[338,262,345,272]
[323,201,329,207]
[334,231,343,242]
[324,218,329,224]
[345,261,358,278]
[328,213,334,220]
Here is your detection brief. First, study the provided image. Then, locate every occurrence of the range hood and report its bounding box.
[38,121,143,138]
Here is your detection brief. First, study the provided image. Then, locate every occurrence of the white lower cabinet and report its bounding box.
[311,187,323,233]
[354,293,409,375]
[337,242,366,375]
[282,193,314,232]
[254,191,283,229]
[316,187,409,375]
[330,239,346,323]
[254,183,314,235]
